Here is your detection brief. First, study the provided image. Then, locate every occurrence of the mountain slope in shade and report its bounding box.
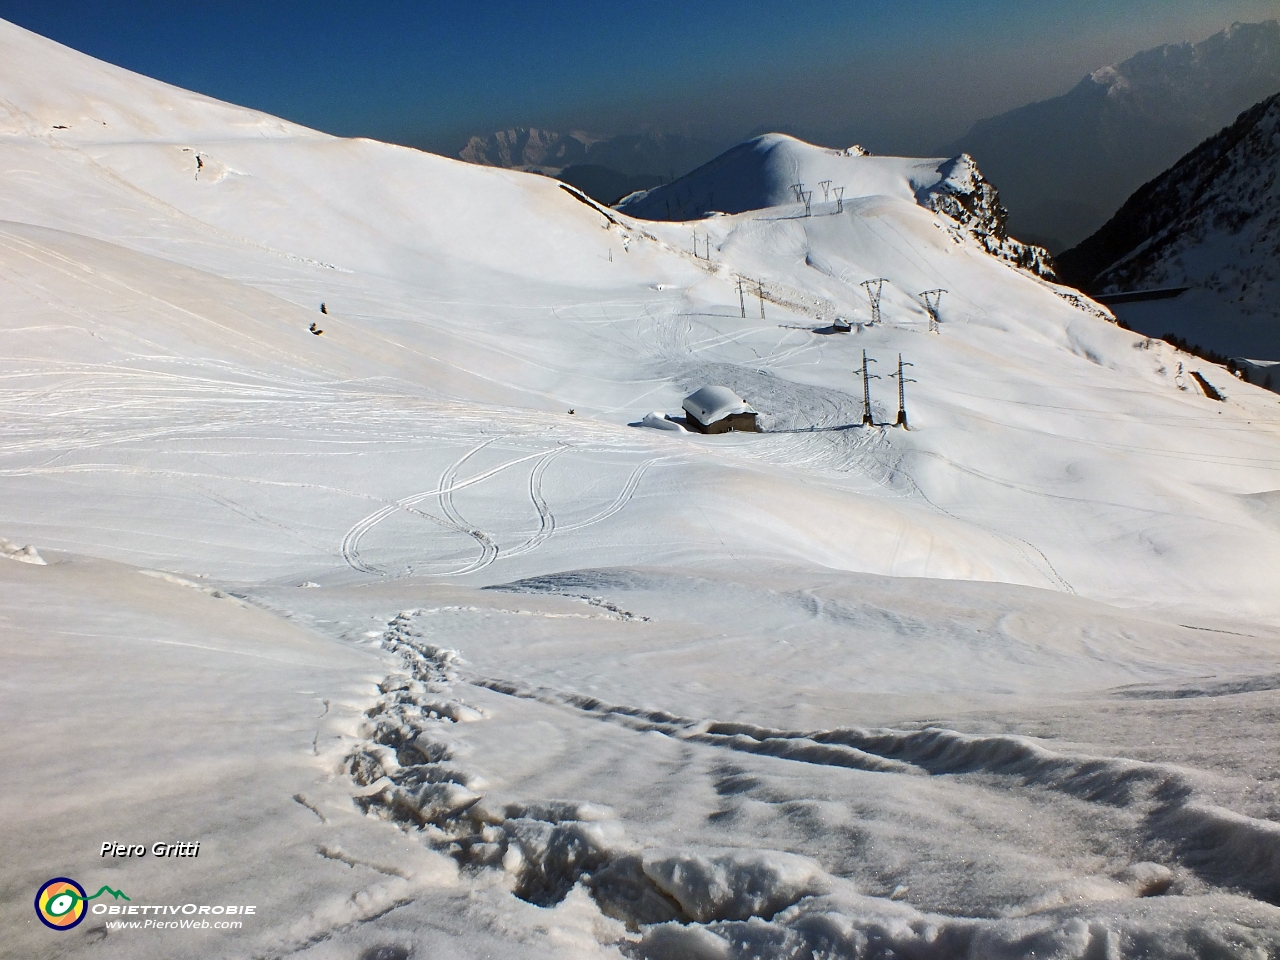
[1058,93,1280,360]
[459,127,720,202]
[945,20,1280,251]
[555,164,664,205]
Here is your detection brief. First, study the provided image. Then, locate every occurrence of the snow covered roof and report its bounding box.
[682,386,756,424]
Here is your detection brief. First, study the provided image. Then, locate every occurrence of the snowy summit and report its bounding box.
[618,133,1056,277]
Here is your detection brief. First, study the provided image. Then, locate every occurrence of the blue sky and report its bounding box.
[1,1,1278,155]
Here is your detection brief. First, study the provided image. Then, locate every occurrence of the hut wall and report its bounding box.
[687,412,759,434]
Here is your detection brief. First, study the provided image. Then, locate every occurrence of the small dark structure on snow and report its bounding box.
[682,386,759,434]
[1231,358,1279,394]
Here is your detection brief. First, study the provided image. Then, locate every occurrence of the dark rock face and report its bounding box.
[944,21,1280,251]
[917,155,1057,280]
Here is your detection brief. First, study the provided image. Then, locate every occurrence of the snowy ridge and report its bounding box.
[616,135,945,218]
[0,19,316,142]
[617,134,1056,278]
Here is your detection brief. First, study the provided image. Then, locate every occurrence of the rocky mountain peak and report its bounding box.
[1084,20,1280,117]
[917,154,1055,279]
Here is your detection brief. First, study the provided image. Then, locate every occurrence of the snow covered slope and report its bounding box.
[0,19,314,143]
[3,16,1280,960]
[1059,92,1280,360]
[617,134,1055,276]
[947,20,1280,249]
[616,135,937,217]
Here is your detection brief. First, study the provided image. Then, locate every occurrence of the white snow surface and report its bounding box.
[617,133,948,220]
[2,17,1280,960]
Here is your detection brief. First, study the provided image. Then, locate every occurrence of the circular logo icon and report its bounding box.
[35,878,87,930]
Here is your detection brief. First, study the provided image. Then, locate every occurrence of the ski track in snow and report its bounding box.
[554,455,674,534]
[339,441,676,578]
[435,440,501,576]
[500,444,573,561]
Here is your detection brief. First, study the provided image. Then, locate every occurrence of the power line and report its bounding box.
[860,278,887,325]
[920,289,947,333]
[889,354,916,428]
[854,349,880,426]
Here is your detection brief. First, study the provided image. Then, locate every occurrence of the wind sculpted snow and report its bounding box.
[2,15,1280,960]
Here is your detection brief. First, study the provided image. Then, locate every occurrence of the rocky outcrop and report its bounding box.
[917,155,1057,279]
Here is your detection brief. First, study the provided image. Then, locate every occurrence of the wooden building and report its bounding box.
[682,386,759,434]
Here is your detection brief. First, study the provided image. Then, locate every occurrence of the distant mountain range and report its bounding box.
[1057,92,1280,361]
[944,20,1280,252]
[457,128,719,203]
[459,21,1280,258]
[459,127,597,171]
